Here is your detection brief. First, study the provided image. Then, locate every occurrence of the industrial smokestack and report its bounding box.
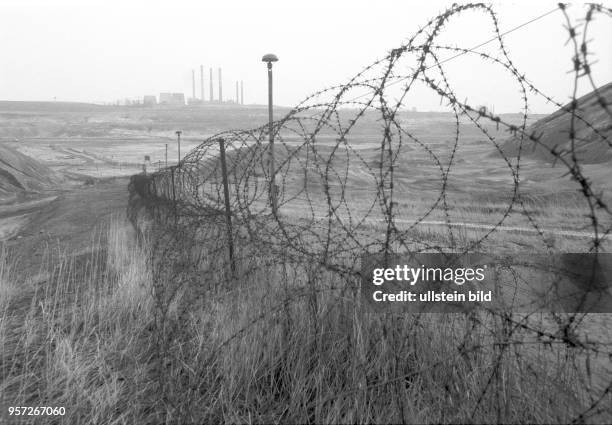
[240,80,244,105]
[218,68,223,103]
[235,81,239,104]
[209,68,213,102]
[191,69,196,101]
[200,65,204,101]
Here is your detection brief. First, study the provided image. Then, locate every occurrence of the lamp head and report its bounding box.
[261,53,279,63]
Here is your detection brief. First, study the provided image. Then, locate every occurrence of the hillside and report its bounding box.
[0,101,105,113]
[0,143,63,201]
[501,82,612,164]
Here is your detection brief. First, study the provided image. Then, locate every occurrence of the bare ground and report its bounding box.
[3,177,129,276]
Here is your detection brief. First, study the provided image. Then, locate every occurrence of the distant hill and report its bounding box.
[501,82,612,164]
[0,143,63,200]
[0,101,105,113]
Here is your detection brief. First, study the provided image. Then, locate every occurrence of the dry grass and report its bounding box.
[1,216,156,423]
[0,214,609,424]
[0,244,18,312]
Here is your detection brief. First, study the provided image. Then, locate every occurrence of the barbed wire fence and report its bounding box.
[127,3,612,422]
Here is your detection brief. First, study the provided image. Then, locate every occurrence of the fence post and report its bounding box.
[171,166,177,224]
[218,138,236,277]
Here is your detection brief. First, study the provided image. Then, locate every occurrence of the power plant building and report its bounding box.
[143,95,157,106]
[159,93,185,106]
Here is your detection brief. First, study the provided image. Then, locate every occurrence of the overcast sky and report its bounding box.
[1,0,610,113]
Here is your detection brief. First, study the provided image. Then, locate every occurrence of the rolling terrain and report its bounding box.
[0,143,63,201]
[0,92,611,423]
[501,82,612,164]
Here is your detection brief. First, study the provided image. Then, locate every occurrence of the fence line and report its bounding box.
[127,3,612,421]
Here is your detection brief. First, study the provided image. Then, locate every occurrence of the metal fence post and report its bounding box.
[171,166,177,224]
[218,138,236,277]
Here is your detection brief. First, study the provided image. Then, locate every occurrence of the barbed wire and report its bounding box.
[128,2,612,421]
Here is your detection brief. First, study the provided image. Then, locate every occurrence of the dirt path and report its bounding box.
[396,219,596,238]
[310,215,597,239]
[4,177,130,275]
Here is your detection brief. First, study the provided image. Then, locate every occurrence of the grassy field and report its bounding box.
[0,223,610,425]
[0,102,611,423]
[1,212,610,423]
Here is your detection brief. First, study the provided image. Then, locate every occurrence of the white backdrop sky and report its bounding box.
[0,0,610,113]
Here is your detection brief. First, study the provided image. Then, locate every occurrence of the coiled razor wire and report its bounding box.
[138,3,610,268]
[127,3,612,420]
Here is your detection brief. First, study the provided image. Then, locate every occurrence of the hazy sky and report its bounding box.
[1,0,610,113]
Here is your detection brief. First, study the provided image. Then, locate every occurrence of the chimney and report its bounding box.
[240,80,244,105]
[200,65,204,101]
[209,67,213,102]
[191,69,196,101]
[235,81,239,104]
[218,68,223,103]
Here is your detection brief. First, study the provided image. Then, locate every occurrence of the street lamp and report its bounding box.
[262,53,278,214]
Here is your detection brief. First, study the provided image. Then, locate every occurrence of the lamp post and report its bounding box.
[262,53,278,214]
[175,130,182,165]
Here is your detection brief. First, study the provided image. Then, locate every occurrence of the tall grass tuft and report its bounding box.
[1,215,157,423]
[0,243,18,312]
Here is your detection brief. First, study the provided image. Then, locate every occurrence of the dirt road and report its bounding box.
[4,177,130,275]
